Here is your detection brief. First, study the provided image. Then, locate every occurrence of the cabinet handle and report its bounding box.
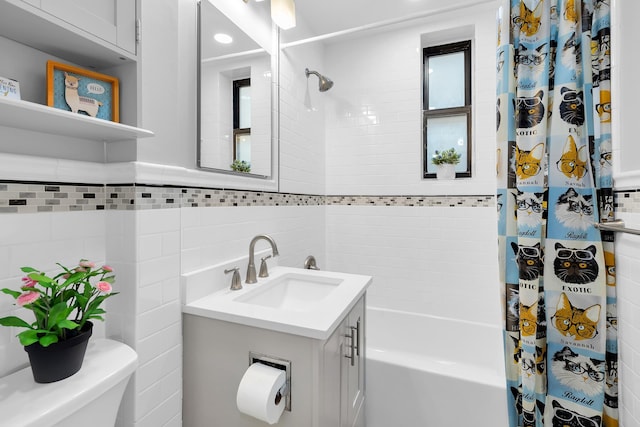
[354,319,360,357]
[344,329,355,366]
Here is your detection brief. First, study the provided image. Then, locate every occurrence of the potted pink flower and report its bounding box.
[0,260,117,382]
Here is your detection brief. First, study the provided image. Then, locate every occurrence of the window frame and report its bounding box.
[232,78,251,162]
[422,40,472,179]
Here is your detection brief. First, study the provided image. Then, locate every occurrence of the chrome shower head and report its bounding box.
[305,68,334,92]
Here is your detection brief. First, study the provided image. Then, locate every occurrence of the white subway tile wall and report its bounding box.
[0,210,107,377]
[181,205,326,275]
[326,205,501,326]
[2,183,640,427]
[324,4,497,197]
[616,212,640,426]
[279,40,327,196]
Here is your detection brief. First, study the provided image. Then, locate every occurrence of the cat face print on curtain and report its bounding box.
[496,0,617,426]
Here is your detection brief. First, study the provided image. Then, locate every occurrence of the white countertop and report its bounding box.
[182,266,371,340]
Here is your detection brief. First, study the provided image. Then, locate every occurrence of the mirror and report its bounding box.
[197,0,277,178]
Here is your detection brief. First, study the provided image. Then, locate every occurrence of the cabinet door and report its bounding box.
[40,0,136,54]
[342,296,365,427]
[321,317,345,427]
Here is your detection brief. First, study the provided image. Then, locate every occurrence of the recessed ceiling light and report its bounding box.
[214,33,233,44]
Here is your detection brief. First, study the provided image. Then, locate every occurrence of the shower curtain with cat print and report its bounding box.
[496,0,617,426]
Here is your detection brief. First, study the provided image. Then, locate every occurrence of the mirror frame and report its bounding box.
[196,1,279,185]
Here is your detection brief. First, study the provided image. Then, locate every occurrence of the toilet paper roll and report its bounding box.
[236,363,287,424]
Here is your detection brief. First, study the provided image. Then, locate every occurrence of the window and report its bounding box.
[423,40,472,178]
[233,78,251,163]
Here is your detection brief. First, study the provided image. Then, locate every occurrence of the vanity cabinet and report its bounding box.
[183,294,367,427]
[344,297,365,427]
[322,295,365,427]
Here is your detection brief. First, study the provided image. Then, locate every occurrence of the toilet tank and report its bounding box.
[0,339,138,427]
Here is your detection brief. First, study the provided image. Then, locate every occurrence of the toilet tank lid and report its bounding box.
[0,338,138,427]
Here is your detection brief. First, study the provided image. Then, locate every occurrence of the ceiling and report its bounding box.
[201,0,496,59]
[201,0,262,60]
[286,0,496,43]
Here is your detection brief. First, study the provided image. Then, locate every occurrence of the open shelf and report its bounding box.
[0,97,153,142]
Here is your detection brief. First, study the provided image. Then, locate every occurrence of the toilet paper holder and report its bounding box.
[249,351,292,411]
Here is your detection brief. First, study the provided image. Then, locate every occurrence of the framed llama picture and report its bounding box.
[46,60,119,123]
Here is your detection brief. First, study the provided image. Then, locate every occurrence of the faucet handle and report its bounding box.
[259,255,272,278]
[224,267,243,291]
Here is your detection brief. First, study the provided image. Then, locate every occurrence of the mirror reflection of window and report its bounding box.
[197,0,275,179]
[233,78,251,164]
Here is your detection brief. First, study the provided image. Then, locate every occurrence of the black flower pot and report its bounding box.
[24,322,93,383]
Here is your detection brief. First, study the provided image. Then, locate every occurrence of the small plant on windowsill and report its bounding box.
[431,148,461,165]
[231,160,251,173]
[431,148,461,180]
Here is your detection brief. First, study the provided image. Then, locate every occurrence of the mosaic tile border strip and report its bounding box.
[614,190,640,213]
[0,182,105,213]
[2,180,640,213]
[326,195,494,207]
[180,188,325,208]
[106,186,183,210]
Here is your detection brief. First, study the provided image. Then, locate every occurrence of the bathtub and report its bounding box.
[365,307,508,427]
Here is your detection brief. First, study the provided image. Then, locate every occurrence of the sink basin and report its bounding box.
[235,273,342,311]
[182,266,371,339]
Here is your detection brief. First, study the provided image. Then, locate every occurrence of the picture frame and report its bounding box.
[46,60,119,123]
[0,76,21,100]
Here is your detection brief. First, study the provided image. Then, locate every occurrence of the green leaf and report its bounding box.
[1,288,21,299]
[75,294,89,307]
[47,301,72,327]
[0,316,32,328]
[61,288,79,301]
[28,273,54,287]
[20,267,38,273]
[57,319,79,330]
[85,294,110,316]
[87,315,104,321]
[39,334,59,347]
[55,263,73,273]
[18,329,40,346]
[61,271,86,288]
[83,283,93,297]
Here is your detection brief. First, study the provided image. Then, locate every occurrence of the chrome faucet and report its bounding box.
[246,234,279,284]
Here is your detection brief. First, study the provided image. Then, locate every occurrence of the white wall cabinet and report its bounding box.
[183,294,367,427]
[32,0,136,55]
[0,0,137,66]
[0,0,151,162]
